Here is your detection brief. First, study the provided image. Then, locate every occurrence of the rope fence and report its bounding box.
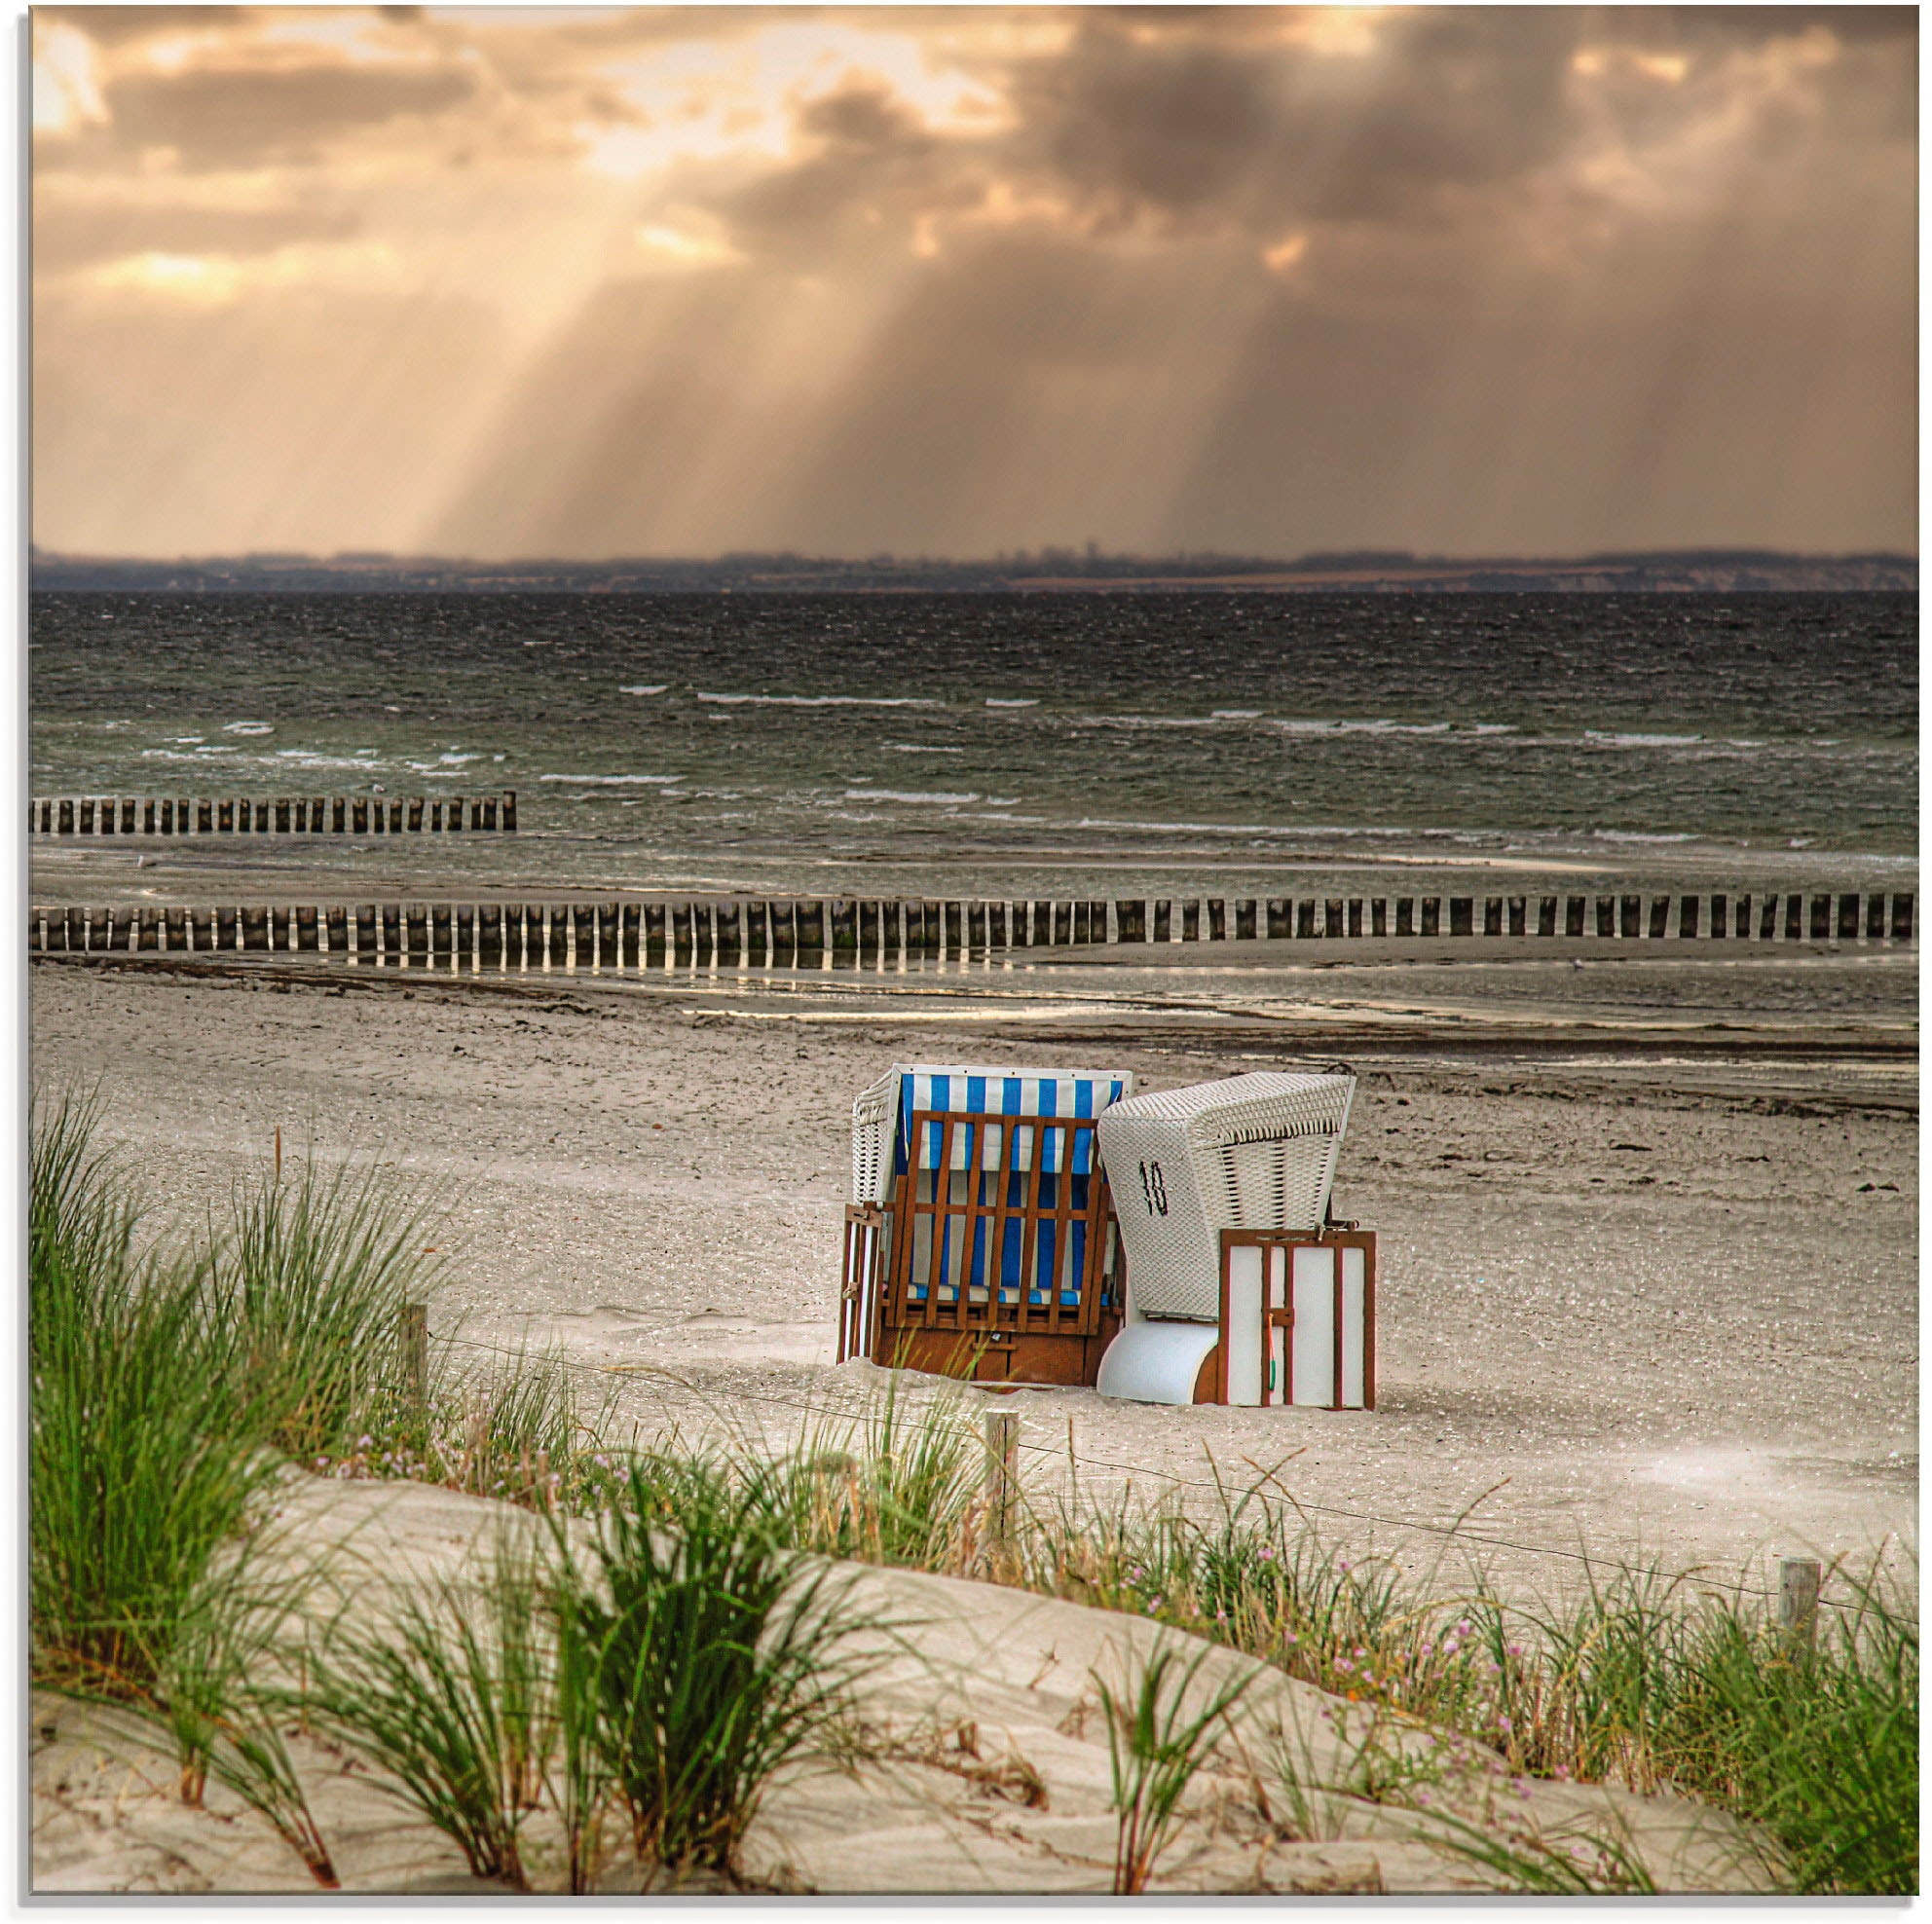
[426,1326,1871,1621]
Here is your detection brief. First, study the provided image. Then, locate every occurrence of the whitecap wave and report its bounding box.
[697,691,939,708]
[843,788,981,804]
[1583,731,1703,747]
[985,698,1039,708]
[1273,718,1454,736]
[222,721,274,736]
[538,773,681,785]
[619,684,669,695]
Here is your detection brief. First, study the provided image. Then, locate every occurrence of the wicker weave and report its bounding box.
[848,1063,1136,1204]
[1096,1072,1356,1321]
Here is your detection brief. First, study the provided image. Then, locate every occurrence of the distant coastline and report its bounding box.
[28,546,1916,596]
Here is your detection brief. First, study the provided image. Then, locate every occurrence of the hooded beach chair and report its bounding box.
[839,1063,1135,1385]
[1094,1071,1376,1408]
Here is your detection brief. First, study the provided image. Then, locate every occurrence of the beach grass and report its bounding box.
[219,1151,447,1460]
[304,1548,555,1890]
[29,1089,278,1699]
[1096,1636,1255,1893]
[554,1453,882,1880]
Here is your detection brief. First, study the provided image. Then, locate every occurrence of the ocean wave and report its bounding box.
[1078,714,1244,729]
[1068,816,1428,838]
[1211,709,1263,720]
[885,744,966,754]
[1582,730,1703,747]
[1590,830,1699,844]
[1273,719,1455,736]
[843,788,981,804]
[222,721,274,736]
[538,773,681,785]
[985,698,1039,708]
[262,753,400,771]
[697,691,940,708]
[619,684,669,695]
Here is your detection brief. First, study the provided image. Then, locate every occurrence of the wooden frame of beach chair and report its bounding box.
[840,1109,1124,1386]
[1209,1227,1377,1409]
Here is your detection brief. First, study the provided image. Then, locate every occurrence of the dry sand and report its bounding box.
[30,938,1916,1601]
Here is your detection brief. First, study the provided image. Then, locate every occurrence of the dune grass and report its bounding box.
[218,1153,447,1461]
[691,1393,1914,1896]
[29,1090,277,1698]
[1096,1637,1254,1894]
[555,1453,883,1880]
[304,1549,555,1890]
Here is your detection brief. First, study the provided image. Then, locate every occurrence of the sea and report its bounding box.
[28,590,1917,903]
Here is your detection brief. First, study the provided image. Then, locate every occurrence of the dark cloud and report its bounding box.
[999,9,1588,239]
[1020,26,1277,221]
[40,6,260,47]
[714,81,961,261]
[95,61,476,168]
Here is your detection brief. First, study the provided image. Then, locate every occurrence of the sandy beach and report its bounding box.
[31,928,1915,1603]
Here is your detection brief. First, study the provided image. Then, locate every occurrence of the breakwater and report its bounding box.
[30,793,516,834]
[28,887,1914,963]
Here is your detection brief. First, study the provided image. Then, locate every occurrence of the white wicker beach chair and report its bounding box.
[1096,1070,1356,1321]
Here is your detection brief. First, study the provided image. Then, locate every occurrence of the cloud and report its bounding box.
[93,61,477,170]
[29,5,1918,559]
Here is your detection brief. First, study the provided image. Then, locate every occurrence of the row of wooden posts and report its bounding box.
[30,792,517,834]
[29,888,1915,960]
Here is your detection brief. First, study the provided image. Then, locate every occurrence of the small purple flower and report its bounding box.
[1335,1658,1354,1673]
[1497,1716,1512,1732]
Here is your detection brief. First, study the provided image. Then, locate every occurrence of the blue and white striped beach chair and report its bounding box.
[839,1063,1135,1374]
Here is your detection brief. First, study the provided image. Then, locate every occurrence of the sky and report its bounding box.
[30,4,1918,562]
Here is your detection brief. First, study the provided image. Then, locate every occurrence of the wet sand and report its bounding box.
[30,935,1916,1602]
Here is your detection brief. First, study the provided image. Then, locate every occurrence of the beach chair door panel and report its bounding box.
[886,1110,1107,1338]
[1218,1230,1377,1410]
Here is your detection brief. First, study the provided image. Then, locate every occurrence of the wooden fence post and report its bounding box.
[1779,1558,1820,1655]
[985,1411,1019,1564]
[398,1304,429,1414]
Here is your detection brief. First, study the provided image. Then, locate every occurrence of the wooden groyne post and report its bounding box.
[27,888,1916,962]
[31,791,517,835]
